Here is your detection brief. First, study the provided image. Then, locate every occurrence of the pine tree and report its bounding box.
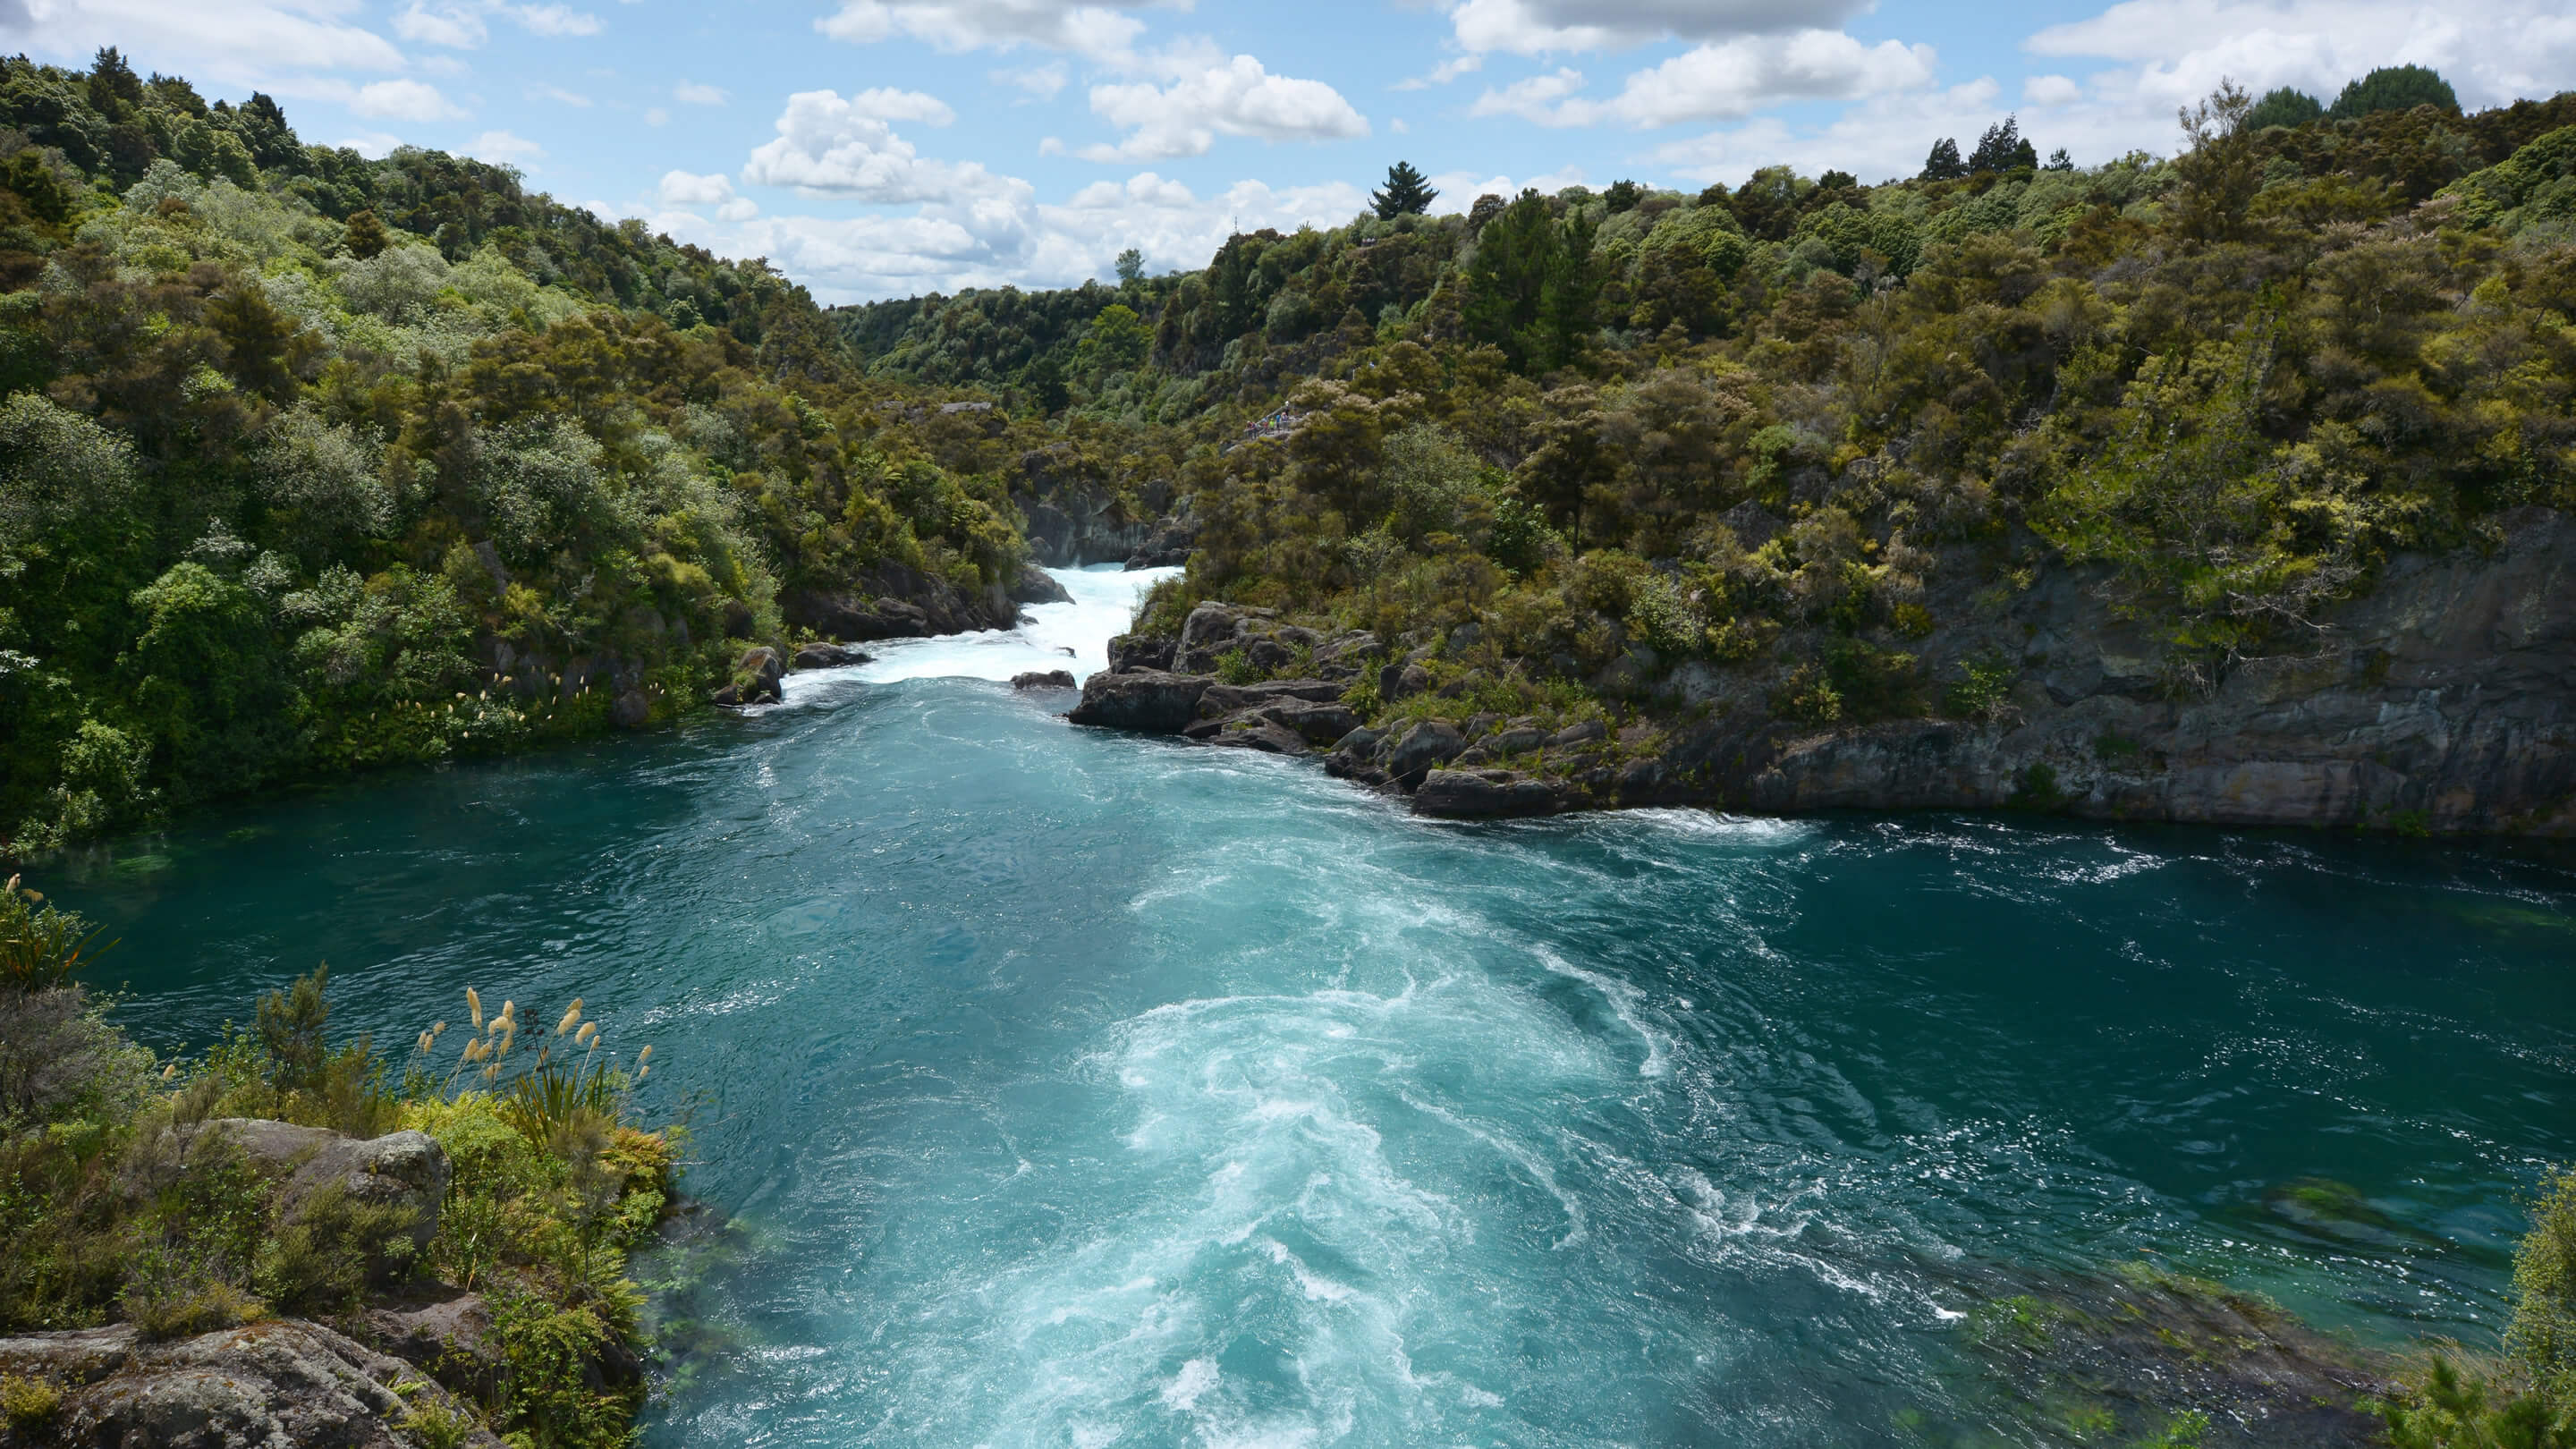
[1371,161,1438,219]
[1970,115,2037,174]
[1920,137,1967,182]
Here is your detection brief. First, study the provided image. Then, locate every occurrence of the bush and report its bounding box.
[0,874,113,993]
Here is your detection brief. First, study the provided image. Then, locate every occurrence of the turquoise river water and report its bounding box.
[46,566,2576,1448]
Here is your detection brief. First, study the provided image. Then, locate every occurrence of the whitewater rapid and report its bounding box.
[773,564,1181,698]
[60,565,2576,1449]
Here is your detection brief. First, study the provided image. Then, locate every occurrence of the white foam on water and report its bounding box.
[775,565,1179,700]
[862,565,1179,685]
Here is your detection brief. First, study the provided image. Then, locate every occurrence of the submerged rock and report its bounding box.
[1012,669,1078,691]
[1941,1260,2394,1448]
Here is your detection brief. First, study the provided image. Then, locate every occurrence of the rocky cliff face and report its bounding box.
[783,559,1021,643]
[1696,505,2576,835]
[1067,510,2575,835]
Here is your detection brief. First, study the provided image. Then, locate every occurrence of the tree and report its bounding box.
[1970,114,2038,174]
[1114,247,1143,284]
[343,208,389,260]
[1602,178,1643,213]
[1462,190,1598,374]
[2172,80,2260,242]
[1920,137,1968,181]
[2245,87,2326,131]
[85,47,141,120]
[1372,160,1438,218]
[2044,148,2075,171]
[2329,64,2457,120]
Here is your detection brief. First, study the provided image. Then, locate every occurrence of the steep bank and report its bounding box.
[1069,506,2574,834]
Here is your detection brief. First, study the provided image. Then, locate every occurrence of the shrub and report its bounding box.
[0,875,114,993]
[0,1373,60,1429]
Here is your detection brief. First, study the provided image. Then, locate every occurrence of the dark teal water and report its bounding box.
[42,572,2576,1448]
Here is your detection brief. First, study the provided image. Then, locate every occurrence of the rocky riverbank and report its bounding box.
[0,1115,649,1449]
[1065,508,2576,835]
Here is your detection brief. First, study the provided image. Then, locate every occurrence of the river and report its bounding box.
[51,565,2576,1447]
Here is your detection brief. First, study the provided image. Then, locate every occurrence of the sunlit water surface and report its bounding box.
[52,566,2576,1448]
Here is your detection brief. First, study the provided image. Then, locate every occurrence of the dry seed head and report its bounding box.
[555,1004,581,1037]
[467,988,484,1030]
[636,1064,649,1080]
[161,1062,177,1080]
[636,1045,651,1064]
[418,1031,435,1055]
[575,1021,597,1046]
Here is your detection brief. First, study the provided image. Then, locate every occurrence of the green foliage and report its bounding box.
[1464,191,1601,374]
[0,1372,60,1428]
[1945,652,2019,721]
[1372,161,1438,219]
[2512,1169,2576,1399]
[2447,128,2576,235]
[2247,87,2326,131]
[0,873,114,991]
[2384,1357,2572,1447]
[0,950,675,1448]
[0,55,1059,852]
[2333,64,2460,121]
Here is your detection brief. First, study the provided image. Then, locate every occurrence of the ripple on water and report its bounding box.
[43,567,2576,1447]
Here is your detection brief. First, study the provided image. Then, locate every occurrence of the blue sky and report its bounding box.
[8,0,2573,301]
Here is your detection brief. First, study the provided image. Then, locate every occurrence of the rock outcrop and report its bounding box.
[1069,527,2576,835]
[0,1319,504,1449]
[710,646,784,708]
[1011,565,1073,606]
[1012,669,1078,691]
[792,641,871,670]
[1676,505,2576,835]
[783,560,1017,643]
[1063,670,1212,733]
[1123,516,1196,570]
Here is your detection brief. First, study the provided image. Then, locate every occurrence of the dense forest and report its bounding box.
[838,75,2575,828]
[6,50,2576,852]
[0,49,1061,856]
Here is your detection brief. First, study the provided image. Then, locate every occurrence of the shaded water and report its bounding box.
[49,568,2576,1447]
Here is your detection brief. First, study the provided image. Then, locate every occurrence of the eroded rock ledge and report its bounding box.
[1063,510,2576,834]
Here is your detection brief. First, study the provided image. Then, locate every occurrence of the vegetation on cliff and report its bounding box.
[0,875,674,1447]
[0,49,1060,855]
[843,79,2575,822]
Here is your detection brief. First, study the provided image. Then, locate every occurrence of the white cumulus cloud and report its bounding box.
[1,0,405,79]
[741,89,998,202]
[1471,33,1935,127]
[657,170,758,221]
[351,79,465,121]
[463,129,543,165]
[1082,54,1368,160]
[2028,0,2576,113]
